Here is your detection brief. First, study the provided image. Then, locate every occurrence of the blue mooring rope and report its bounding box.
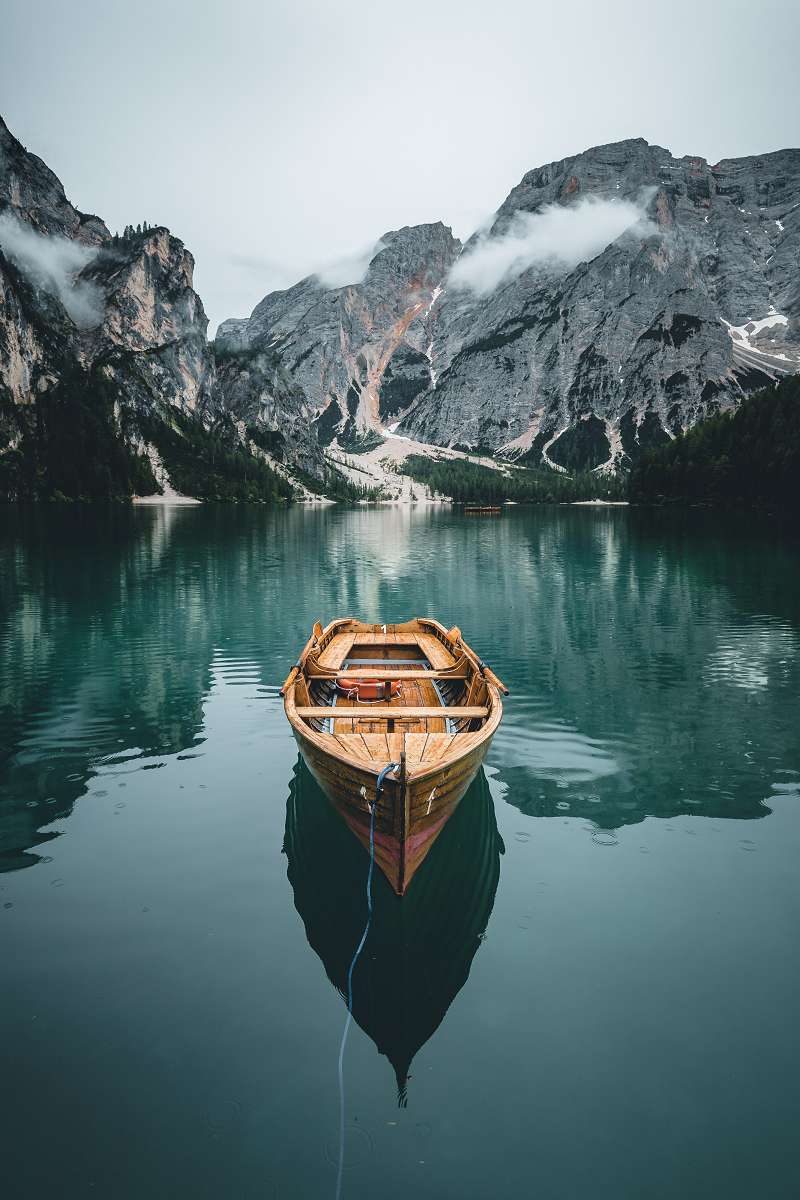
[335,761,399,1200]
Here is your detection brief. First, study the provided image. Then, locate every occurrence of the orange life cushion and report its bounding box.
[336,678,401,701]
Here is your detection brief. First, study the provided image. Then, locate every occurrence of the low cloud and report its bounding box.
[229,251,302,290]
[314,238,385,289]
[450,194,657,294]
[0,211,104,328]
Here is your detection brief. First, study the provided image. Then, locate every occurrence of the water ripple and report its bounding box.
[704,621,798,692]
[493,718,623,784]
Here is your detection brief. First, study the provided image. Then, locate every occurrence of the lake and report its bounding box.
[1,503,799,1199]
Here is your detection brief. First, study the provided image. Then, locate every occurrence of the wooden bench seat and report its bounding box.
[296,706,488,720]
[414,634,456,669]
[307,669,469,681]
[316,634,356,669]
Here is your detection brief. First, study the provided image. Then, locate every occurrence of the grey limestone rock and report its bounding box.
[216,222,461,447]
[222,138,799,472]
[0,113,323,489]
[400,140,800,468]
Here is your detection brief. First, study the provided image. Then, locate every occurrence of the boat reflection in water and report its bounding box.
[283,759,504,1104]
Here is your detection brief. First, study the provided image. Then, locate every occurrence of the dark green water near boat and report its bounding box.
[1,504,799,1199]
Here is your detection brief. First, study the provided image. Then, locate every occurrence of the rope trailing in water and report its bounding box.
[335,761,399,1200]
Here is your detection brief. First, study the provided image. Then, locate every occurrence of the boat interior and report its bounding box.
[291,625,495,768]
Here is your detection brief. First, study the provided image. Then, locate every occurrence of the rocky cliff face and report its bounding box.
[0,117,206,441]
[0,115,319,498]
[222,138,800,473]
[400,140,800,468]
[213,343,322,475]
[1,118,102,442]
[216,223,461,447]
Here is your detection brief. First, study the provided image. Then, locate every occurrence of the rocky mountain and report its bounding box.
[216,222,461,448]
[222,138,800,473]
[0,114,318,501]
[3,115,798,499]
[402,139,800,469]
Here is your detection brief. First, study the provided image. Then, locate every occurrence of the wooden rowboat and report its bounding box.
[281,617,507,895]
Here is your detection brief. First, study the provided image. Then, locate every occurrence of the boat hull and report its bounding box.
[292,725,492,894]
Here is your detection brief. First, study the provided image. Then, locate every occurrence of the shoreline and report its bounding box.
[127,495,631,509]
[133,494,202,506]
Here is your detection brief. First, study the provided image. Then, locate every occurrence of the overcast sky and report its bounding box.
[2,0,798,333]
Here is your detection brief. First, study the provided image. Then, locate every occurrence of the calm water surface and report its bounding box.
[1,504,799,1199]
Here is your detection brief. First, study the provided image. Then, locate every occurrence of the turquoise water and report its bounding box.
[1,504,799,1199]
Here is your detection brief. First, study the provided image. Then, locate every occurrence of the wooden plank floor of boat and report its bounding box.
[320,629,456,737]
[332,674,447,735]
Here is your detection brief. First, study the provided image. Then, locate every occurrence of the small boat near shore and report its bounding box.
[281,618,507,894]
[463,505,503,514]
